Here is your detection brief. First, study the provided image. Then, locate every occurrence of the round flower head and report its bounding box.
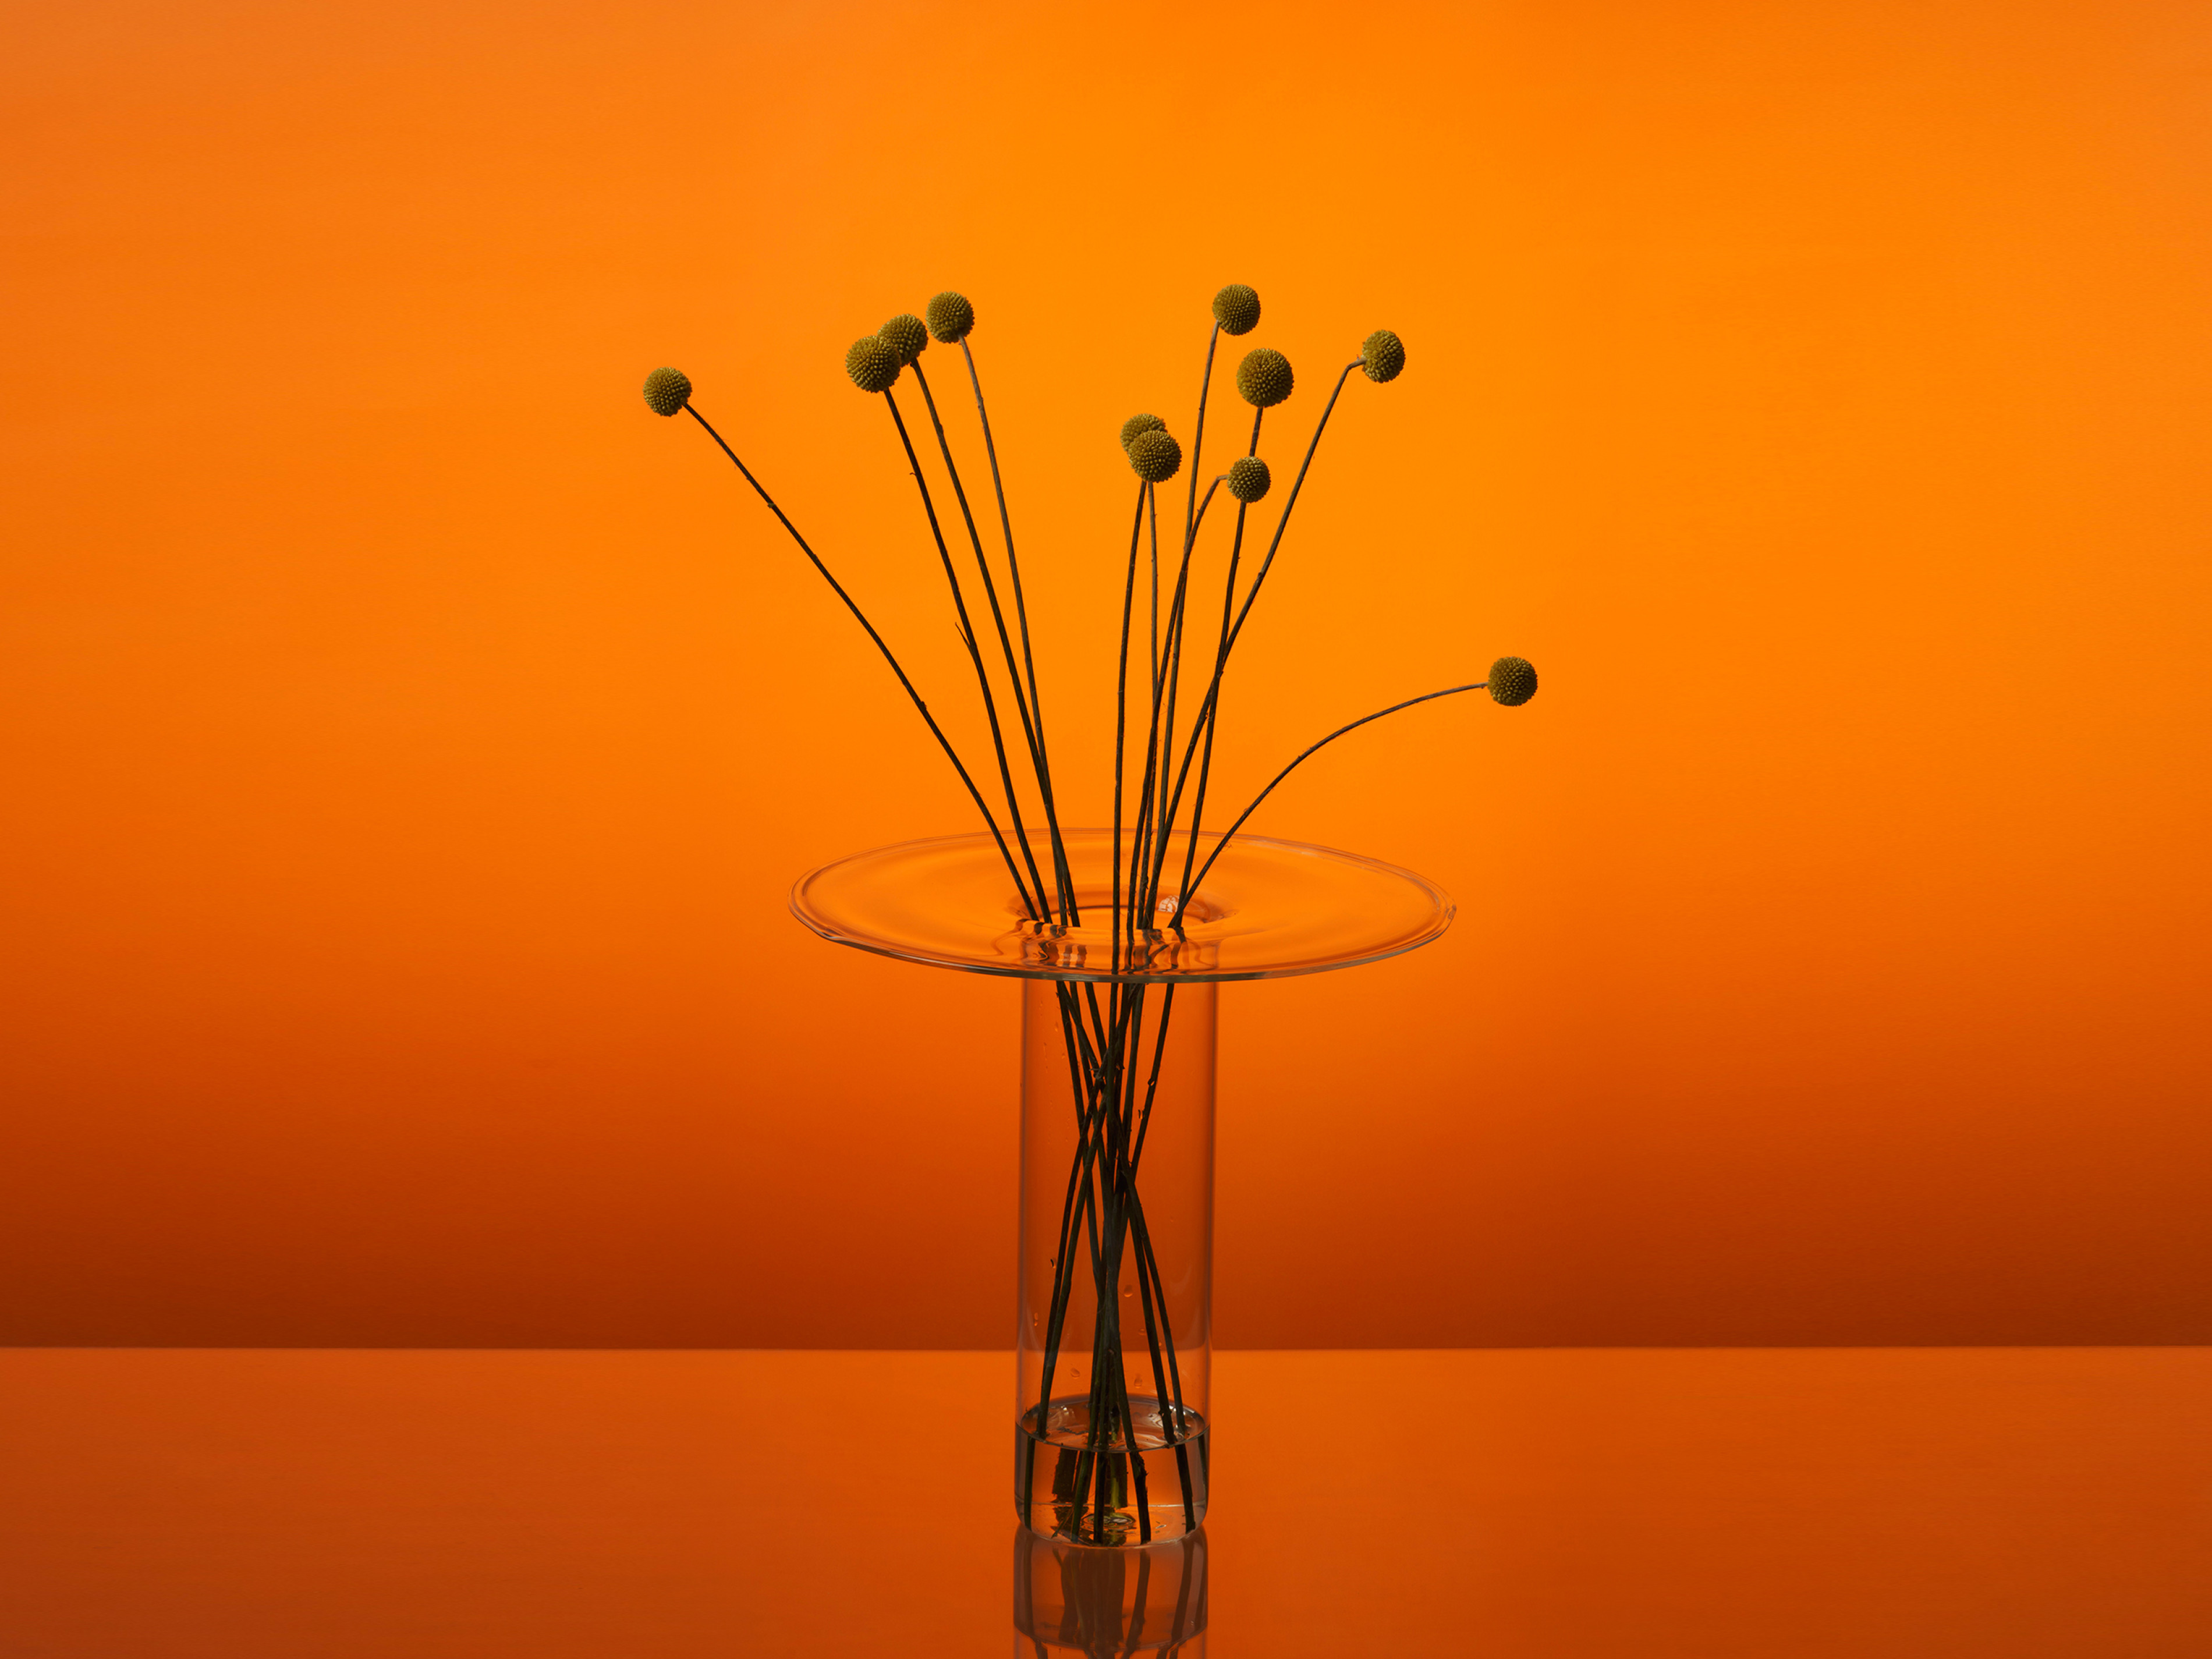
[1128,428,1183,483]
[1211,283,1261,336]
[878,313,928,366]
[925,290,975,343]
[845,335,902,394]
[1226,455,1271,504]
[1360,329,1406,384]
[1119,412,1167,452]
[1487,656,1539,707]
[1236,346,1295,408]
[642,366,692,417]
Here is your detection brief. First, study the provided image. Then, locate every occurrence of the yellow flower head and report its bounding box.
[1226,455,1271,503]
[845,336,902,394]
[878,314,929,366]
[1128,429,1183,483]
[1236,347,1294,409]
[1487,657,1538,707]
[1211,283,1261,336]
[1360,329,1406,384]
[642,366,692,416]
[1119,412,1167,452]
[925,290,976,343]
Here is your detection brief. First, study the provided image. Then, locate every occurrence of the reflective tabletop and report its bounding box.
[3,1348,2207,1655]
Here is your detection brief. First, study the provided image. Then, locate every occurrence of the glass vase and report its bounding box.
[793,828,1451,1547]
[1017,972,1215,1544]
[1014,1524,1207,1654]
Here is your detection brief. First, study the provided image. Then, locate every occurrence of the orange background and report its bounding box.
[3,0,2207,1348]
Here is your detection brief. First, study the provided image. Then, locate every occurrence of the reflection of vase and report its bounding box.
[1015,1524,1207,1656]
[793,828,1452,1547]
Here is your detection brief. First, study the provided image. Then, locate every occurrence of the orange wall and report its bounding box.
[3,0,2207,1346]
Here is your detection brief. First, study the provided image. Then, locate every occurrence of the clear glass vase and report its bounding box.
[1017,972,1216,1545]
[1014,1524,1207,1654]
[793,828,1451,1547]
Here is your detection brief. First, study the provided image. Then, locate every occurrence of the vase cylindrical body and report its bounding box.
[1013,1525,1207,1653]
[1016,976,1216,1546]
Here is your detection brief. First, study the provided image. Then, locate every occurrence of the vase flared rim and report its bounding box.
[789,828,1454,983]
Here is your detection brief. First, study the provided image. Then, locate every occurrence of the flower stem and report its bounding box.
[1186,680,1489,903]
[959,338,1080,923]
[910,359,1077,923]
[881,390,1055,920]
[1170,406,1267,919]
[680,403,1038,916]
[1111,483,1144,969]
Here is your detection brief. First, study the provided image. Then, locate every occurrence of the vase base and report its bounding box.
[1016,1397,1210,1545]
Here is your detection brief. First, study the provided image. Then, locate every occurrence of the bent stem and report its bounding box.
[680,403,1038,916]
[1186,680,1489,903]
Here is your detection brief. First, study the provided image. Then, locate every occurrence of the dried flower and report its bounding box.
[1128,428,1183,483]
[1119,412,1167,452]
[1360,329,1406,384]
[1236,347,1294,408]
[1487,657,1538,707]
[1211,283,1261,336]
[878,314,929,365]
[925,290,976,343]
[1226,455,1271,504]
[642,366,692,417]
[845,335,902,394]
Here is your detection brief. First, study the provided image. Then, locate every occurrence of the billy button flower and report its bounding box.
[642,366,692,416]
[878,314,929,366]
[1236,346,1293,409]
[845,335,903,393]
[1226,455,1271,503]
[1211,283,1261,336]
[1119,412,1167,452]
[926,290,976,343]
[1360,329,1406,384]
[1487,656,1539,706]
[1128,428,1182,483]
